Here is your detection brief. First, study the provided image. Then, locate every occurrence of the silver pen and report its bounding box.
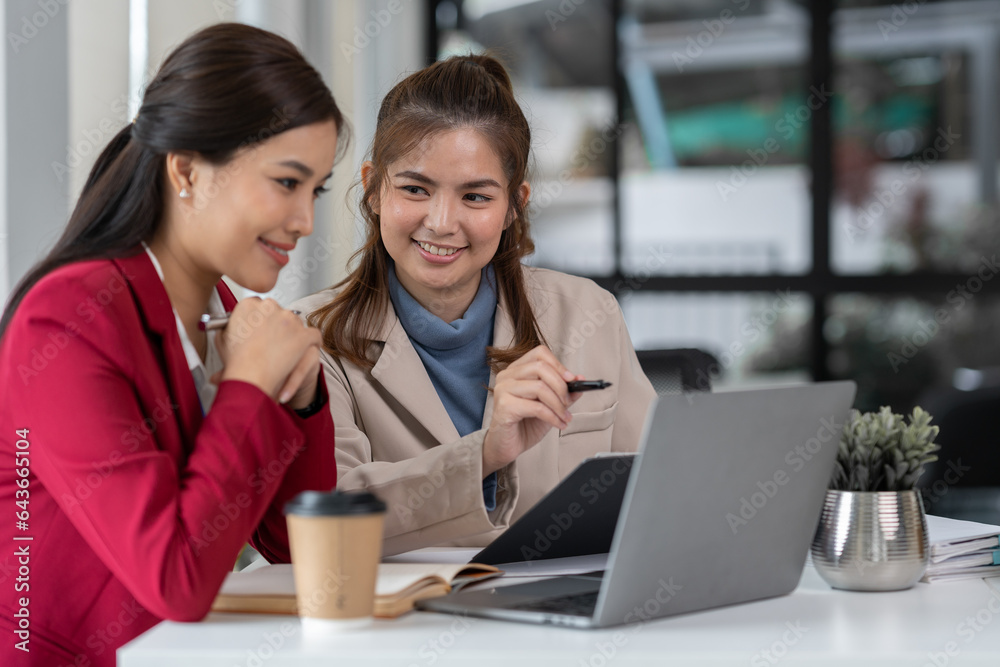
[198,310,301,331]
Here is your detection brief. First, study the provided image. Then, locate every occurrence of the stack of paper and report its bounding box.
[923,515,1000,583]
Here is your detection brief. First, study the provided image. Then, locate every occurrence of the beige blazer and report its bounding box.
[293,266,655,556]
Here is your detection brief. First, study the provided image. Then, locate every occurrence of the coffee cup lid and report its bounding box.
[283,490,386,517]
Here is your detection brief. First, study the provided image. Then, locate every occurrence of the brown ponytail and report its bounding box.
[309,54,542,372]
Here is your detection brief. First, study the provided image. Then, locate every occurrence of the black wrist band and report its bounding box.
[292,385,326,418]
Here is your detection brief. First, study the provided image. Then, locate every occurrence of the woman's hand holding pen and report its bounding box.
[482,345,584,477]
[213,298,321,410]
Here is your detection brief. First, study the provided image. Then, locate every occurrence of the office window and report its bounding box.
[826,294,1000,411]
[622,291,812,382]
[621,0,812,276]
[831,1,1000,275]
[440,0,618,275]
[430,0,1000,404]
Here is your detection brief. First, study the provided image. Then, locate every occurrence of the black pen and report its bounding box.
[198,310,301,331]
[567,380,612,392]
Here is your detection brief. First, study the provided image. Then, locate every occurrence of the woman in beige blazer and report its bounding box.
[297,55,655,556]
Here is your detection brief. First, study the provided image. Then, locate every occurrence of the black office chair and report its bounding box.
[635,348,720,394]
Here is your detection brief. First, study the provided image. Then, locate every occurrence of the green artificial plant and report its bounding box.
[830,406,941,492]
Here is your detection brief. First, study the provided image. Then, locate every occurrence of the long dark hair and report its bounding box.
[0,22,345,338]
[309,54,542,372]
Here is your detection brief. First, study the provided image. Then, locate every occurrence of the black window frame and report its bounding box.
[424,0,1000,383]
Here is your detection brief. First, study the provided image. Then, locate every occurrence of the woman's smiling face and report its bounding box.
[174,121,339,294]
[372,127,529,322]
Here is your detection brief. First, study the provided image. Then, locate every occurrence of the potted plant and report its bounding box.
[811,406,941,591]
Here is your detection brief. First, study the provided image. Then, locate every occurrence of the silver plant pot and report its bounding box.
[811,489,928,591]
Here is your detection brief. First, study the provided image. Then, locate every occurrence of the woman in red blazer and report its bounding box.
[0,24,342,666]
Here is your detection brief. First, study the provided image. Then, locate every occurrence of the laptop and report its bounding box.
[418,381,856,628]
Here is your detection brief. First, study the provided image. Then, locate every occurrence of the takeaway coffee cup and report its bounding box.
[284,490,386,632]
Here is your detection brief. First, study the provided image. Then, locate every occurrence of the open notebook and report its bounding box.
[212,562,501,619]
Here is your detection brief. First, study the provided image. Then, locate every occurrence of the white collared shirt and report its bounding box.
[142,243,226,414]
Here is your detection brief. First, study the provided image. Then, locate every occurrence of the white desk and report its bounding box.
[119,566,1000,666]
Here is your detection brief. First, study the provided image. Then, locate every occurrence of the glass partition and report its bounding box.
[620,0,812,275]
[831,1,1000,274]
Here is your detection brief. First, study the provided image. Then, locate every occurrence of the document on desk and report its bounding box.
[927,515,1000,561]
[490,553,609,577]
[385,548,607,579]
[921,515,1000,582]
[383,547,482,565]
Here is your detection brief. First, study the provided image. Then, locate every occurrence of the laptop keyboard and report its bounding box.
[509,590,599,616]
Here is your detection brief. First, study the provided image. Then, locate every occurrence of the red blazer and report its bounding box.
[0,252,337,667]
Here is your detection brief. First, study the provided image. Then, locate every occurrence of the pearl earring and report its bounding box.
[179,188,191,199]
